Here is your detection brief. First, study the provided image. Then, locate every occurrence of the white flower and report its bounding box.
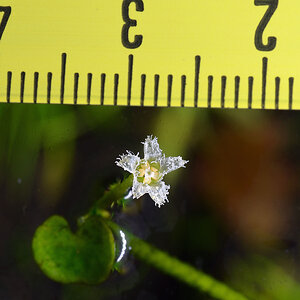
[116,136,188,207]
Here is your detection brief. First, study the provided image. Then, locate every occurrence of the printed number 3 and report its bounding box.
[0,6,11,40]
[122,0,144,49]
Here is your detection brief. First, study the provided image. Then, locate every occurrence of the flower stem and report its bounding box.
[91,174,133,211]
[93,178,248,300]
[108,221,248,300]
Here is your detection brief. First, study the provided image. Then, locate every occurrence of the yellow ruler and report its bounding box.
[0,0,298,109]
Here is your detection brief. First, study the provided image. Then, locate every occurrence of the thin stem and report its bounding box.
[90,174,133,212]
[90,178,248,300]
[108,221,248,300]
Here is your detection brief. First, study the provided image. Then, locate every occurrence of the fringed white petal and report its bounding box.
[143,136,163,161]
[132,178,149,199]
[115,151,140,173]
[160,156,189,176]
[148,181,170,208]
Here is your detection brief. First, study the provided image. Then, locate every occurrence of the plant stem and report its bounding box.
[108,221,248,300]
[91,174,133,212]
[93,178,248,300]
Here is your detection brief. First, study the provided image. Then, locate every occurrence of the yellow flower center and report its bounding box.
[137,161,160,185]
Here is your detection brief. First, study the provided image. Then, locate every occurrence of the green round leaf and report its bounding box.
[32,215,115,284]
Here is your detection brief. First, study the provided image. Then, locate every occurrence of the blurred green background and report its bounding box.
[1,104,300,300]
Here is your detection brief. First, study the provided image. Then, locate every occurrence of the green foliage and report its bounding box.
[92,175,133,211]
[108,221,248,300]
[228,255,300,300]
[31,175,249,300]
[32,215,115,284]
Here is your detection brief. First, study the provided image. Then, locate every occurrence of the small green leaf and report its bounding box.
[32,215,115,284]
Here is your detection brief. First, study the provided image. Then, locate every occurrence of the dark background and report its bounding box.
[1,104,300,299]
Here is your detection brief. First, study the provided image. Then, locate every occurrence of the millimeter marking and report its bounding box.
[261,57,268,109]
[289,77,294,110]
[87,73,92,105]
[154,74,159,106]
[101,73,106,105]
[234,76,240,109]
[114,73,119,105]
[275,77,280,110]
[127,54,133,106]
[221,76,226,108]
[0,53,296,109]
[208,76,213,108]
[60,53,66,104]
[140,74,146,106]
[194,56,201,107]
[7,71,11,103]
[181,75,186,107]
[2,1,300,109]
[248,77,254,109]
[47,72,52,104]
[33,72,39,103]
[167,74,173,107]
[20,72,25,103]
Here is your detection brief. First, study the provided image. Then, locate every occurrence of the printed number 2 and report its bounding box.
[122,0,144,49]
[0,6,11,40]
[254,0,278,51]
